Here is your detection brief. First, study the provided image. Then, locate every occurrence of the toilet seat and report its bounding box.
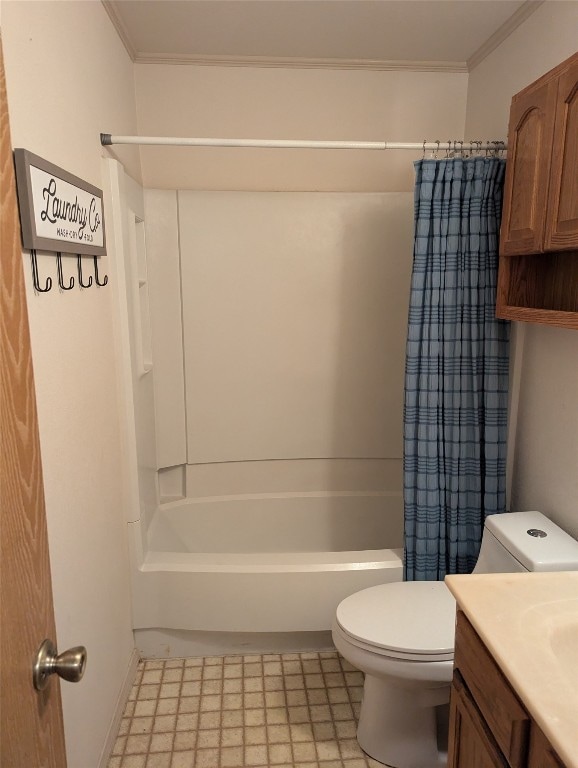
[335,581,456,662]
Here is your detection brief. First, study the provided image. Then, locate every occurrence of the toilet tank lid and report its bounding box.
[335,581,456,656]
[485,512,578,572]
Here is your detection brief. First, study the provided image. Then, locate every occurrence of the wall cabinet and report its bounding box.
[497,51,578,329]
[448,612,565,768]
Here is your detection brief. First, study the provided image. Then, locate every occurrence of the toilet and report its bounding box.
[332,511,578,768]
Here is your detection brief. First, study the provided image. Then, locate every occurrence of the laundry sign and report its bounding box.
[14,149,106,257]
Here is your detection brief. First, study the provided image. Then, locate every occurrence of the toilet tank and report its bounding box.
[473,511,578,574]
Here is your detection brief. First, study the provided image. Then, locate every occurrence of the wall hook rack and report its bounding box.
[27,251,109,293]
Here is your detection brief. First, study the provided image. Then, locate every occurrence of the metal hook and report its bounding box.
[30,249,52,293]
[422,140,426,159]
[77,255,93,289]
[434,140,440,159]
[445,140,451,159]
[56,252,75,291]
[93,256,109,287]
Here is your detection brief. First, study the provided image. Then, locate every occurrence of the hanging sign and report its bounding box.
[14,149,106,257]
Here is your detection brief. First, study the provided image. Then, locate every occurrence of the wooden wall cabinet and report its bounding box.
[448,612,565,768]
[497,52,578,329]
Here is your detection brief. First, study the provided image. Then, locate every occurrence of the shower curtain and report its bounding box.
[403,157,509,581]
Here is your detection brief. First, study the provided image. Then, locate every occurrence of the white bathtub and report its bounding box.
[130,491,403,653]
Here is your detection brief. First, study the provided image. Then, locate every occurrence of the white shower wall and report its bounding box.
[144,191,413,501]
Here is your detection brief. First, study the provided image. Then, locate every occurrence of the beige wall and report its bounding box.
[465,1,578,539]
[134,63,468,191]
[2,2,141,766]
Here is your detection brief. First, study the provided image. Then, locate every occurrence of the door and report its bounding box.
[500,77,557,256]
[0,41,67,767]
[544,54,578,251]
[448,673,508,768]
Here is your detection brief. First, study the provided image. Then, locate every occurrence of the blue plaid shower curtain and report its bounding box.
[403,158,510,581]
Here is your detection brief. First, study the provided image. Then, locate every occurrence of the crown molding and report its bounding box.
[467,0,544,71]
[102,0,541,75]
[134,53,468,73]
[102,0,136,61]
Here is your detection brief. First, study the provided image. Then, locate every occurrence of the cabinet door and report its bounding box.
[528,725,565,768]
[500,79,557,255]
[448,673,509,768]
[545,56,578,251]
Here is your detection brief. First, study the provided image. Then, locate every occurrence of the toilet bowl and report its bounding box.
[333,512,578,768]
[333,581,455,768]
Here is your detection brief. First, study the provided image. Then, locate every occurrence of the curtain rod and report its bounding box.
[100,134,507,152]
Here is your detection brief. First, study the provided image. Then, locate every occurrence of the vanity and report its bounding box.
[445,572,578,768]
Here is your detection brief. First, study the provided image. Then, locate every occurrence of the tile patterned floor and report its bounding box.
[108,651,382,768]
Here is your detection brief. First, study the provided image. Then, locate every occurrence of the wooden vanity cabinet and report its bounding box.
[497,51,578,328]
[448,611,566,768]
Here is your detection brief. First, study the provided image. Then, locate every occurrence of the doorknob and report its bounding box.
[33,639,87,692]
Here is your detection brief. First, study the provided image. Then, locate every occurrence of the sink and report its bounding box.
[446,572,578,768]
[524,596,578,694]
[549,617,578,670]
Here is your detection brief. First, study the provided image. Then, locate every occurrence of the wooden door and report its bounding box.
[0,40,67,768]
[500,78,557,255]
[544,53,578,251]
[448,673,508,768]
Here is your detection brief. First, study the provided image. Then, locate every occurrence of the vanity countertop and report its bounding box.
[445,571,578,768]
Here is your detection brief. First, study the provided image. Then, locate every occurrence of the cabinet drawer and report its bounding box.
[454,612,531,768]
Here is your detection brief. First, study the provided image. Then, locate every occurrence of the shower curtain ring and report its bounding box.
[422,140,426,159]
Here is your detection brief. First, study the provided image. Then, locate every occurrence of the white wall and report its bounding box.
[2,2,141,766]
[134,63,468,191]
[143,190,186,471]
[145,191,413,504]
[465,1,578,539]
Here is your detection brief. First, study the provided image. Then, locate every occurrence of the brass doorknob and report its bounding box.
[33,639,87,691]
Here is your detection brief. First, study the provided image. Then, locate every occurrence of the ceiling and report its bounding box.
[104,0,544,71]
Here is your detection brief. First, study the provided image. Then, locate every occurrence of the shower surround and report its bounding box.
[107,175,413,655]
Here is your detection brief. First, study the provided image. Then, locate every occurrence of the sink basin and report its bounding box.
[520,596,578,693]
[549,617,578,670]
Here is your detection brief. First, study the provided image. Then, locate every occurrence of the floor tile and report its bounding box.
[108,650,374,767]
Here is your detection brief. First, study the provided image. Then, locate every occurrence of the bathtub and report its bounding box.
[130,491,403,655]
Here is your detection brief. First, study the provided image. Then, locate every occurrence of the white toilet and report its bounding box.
[332,511,578,768]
